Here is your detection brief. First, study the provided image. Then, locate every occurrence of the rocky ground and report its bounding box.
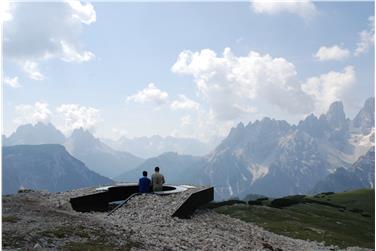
[2,187,373,251]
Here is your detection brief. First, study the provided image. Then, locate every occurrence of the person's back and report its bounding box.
[138,171,151,193]
[151,166,165,192]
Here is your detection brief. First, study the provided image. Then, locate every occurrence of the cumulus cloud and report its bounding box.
[60,40,95,62]
[172,47,313,121]
[251,0,317,20]
[56,104,101,133]
[4,0,96,80]
[180,115,192,126]
[127,83,169,105]
[0,0,13,23]
[170,95,200,110]
[314,45,350,61]
[14,102,51,125]
[22,61,44,80]
[354,16,375,56]
[65,0,96,25]
[4,76,21,88]
[302,66,356,114]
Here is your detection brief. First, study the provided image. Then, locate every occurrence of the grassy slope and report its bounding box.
[214,189,375,249]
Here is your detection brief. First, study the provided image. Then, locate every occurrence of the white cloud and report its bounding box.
[251,0,317,20]
[56,104,101,133]
[354,16,375,56]
[4,76,21,88]
[180,115,192,126]
[127,83,169,105]
[4,1,96,80]
[302,66,356,114]
[171,95,199,110]
[172,47,313,121]
[60,40,95,62]
[0,0,13,23]
[14,102,51,125]
[314,45,350,61]
[22,61,44,80]
[65,0,96,25]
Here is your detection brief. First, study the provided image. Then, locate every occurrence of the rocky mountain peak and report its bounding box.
[326,101,346,129]
[4,122,65,146]
[352,97,375,133]
[70,128,96,141]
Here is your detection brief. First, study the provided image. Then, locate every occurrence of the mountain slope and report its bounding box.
[2,144,113,194]
[65,129,144,178]
[116,152,207,184]
[311,147,375,193]
[352,97,375,134]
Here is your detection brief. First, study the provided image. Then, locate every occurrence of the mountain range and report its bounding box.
[119,98,374,199]
[3,125,143,178]
[3,98,374,199]
[2,144,113,194]
[3,124,213,178]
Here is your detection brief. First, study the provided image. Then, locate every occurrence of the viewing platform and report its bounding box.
[70,183,214,218]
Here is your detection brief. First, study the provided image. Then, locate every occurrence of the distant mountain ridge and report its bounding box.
[103,135,213,158]
[64,128,144,178]
[4,123,65,146]
[2,144,113,194]
[3,124,143,178]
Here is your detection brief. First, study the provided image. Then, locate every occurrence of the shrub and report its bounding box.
[248,200,263,205]
[270,195,306,208]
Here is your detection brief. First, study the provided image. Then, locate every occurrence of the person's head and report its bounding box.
[142,171,147,177]
[155,166,160,172]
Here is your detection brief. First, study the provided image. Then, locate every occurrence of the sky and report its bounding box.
[1,0,375,142]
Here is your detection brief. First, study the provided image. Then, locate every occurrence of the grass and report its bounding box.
[38,225,91,239]
[63,240,142,251]
[214,189,375,249]
[2,215,19,223]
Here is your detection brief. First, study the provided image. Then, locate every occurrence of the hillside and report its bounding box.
[2,144,113,194]
[213,189,375,249]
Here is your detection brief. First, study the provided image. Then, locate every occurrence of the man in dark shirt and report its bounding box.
[138,171,151,193]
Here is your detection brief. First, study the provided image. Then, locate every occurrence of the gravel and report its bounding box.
[2,187,373,251]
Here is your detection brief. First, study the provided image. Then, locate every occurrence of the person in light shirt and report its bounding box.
[151,166,165,192]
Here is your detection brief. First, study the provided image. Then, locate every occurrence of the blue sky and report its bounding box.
[2,1,374,141]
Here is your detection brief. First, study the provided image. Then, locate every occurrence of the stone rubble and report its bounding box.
[2,187,373,251]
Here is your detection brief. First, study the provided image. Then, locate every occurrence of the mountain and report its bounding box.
[201,118,331,199]
[311,147,375,193]
[196,98,374,199]
[115,98,374,200]
[2,144,113,194]
[65,128,144,178]
[116,152,208,184]
[103,135,213,158]
[3,122,65,146]
[352,97,375,134]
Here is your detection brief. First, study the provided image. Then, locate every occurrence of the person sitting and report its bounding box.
[151,166,165,192]
[138,171,151,193]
